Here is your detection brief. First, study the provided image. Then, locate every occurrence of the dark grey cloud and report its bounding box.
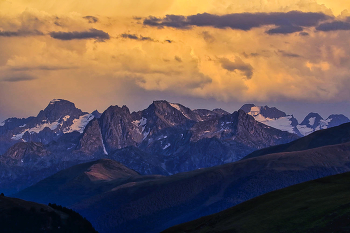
[316,21,350,31]
[0,30,44,37]
[278,50,301,58]
[121,33,154,41]
[219,57,253,79]
[299,32,309,36]
[175,56,182,62]
[50,28,110,41]
[266,25,303,34]
[83,16,99,23]
[2,75,37,82]
[10,65,79,71]
[144,11,331,35]
[164,39,173,43]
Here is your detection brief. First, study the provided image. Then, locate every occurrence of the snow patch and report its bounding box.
[308,117,316,126]
[297,125,314,136]
[248,106,261,116]
[163,143,171,150]
[170,103,181,111]
[11,121,61,140]
[0,121,4,127]
[140,117,147,126]
[64,114,94,133]
[170,103,192,119]
[19,124,26,127]
[49,99,62,104]
[62,115,70,121]
[250,112,296,134]
[102,141,108,155]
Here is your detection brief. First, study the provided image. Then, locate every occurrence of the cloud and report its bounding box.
[50,28,110,40]
[266,25,303,34]
[278,50,301,58]
[83,16,99,23]
[299,32,310,36]
[120,33,154,41]
[144,11,331,34]
[219,57,253,79]
[0,30,44,37]
[316,21,350,31]
[10,65,79,71]
[2,75,37,82]
[175,56,182,62]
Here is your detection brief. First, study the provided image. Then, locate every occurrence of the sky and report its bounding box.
[1,0,350,122]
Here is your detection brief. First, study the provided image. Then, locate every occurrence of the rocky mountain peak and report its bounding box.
[326,114,350,127]
[240,104,286,119]
[300,112,323,128]
[37,99,85,122]
[240,104,256,114]
[91,110,102,118]
[1,141,49,166]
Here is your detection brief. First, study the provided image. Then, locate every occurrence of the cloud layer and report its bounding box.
[144,11,331,34]
[1,0,350,121]
[49,28,110,40]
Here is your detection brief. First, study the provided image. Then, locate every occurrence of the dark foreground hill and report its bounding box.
[0,195,97,233]
[163,171,350,233]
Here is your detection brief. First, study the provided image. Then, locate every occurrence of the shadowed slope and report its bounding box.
[15,159,163,206]
[0,195,97,233]
[163,171,350,233]
[244,122,350,159]
[71,141,350,233]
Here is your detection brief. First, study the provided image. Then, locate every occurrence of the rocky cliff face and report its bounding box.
[0,99,94,154]
[0,100,299,194]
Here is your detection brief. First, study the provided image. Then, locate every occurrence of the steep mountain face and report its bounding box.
[241,104,350,136]
[0,100,298,194]
[0,195,97,233]
[163,171,350,233]
[0,99,95,154]
[69,141,350,233]
[82,102,298,175]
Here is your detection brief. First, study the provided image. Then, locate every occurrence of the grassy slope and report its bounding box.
[163,171,350,233]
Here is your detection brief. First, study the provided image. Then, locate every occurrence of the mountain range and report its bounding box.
[14,121,350,233]
[240,104,350,136]
[0,99,299,194]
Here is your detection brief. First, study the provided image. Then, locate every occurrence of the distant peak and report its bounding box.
[240,104,256,113]
[37,99,84,122]
[240,104,286,119]
[153,100,169,103]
